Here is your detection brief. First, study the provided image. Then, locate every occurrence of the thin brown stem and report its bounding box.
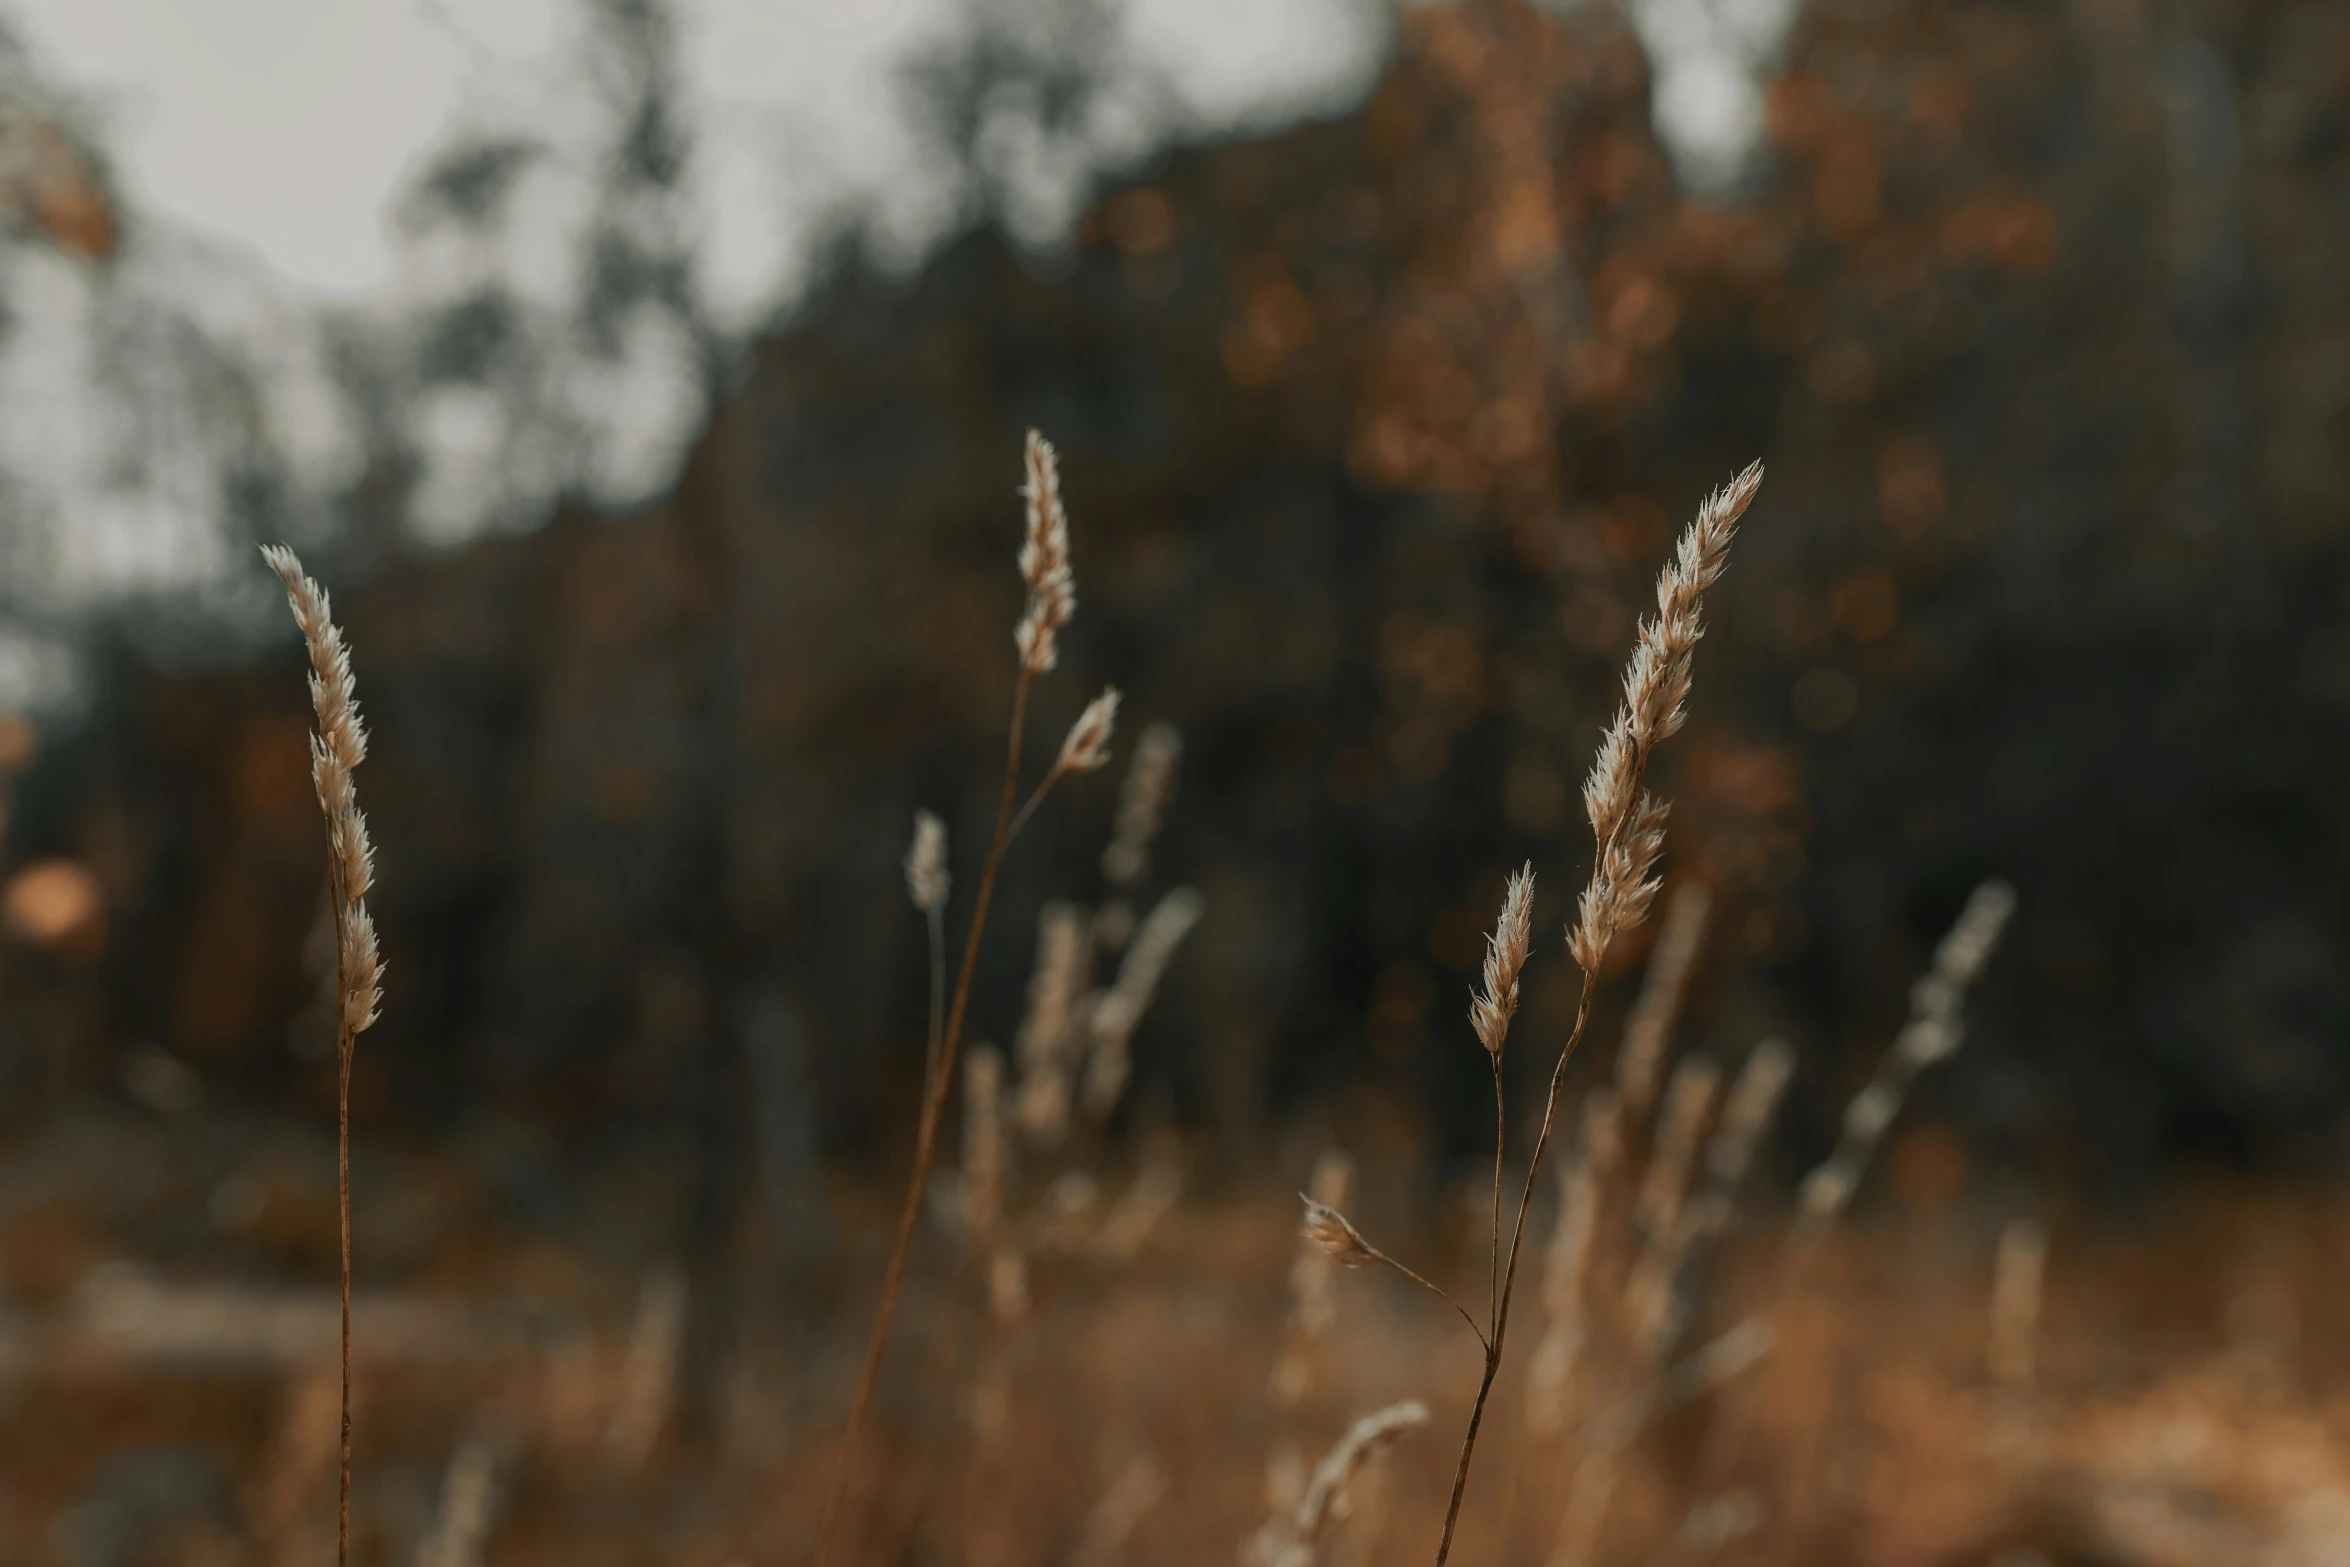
[1433,971,1597,1567]
[921,904,946,1094]
[1363,1246,1490,1353]
[329,853,353,1567]
[1002,761,1066,848]
[1489,1057,1506,1332]
[816,671,1034,1567]
[337,1029,352,1567]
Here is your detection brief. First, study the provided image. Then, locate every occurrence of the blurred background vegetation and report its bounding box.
[0,0,2345,1558]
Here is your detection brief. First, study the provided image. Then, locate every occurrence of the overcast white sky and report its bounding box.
[1,0,1387,308]
[0,0,1784,707]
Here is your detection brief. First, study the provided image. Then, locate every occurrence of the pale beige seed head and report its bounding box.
[1058,686,1121,774]
[904,810,950,912]
[1016,904,1092,1069]
[1571,792,1669,972]
[1299,1197,1376,1267]
[1291,1400,1431,1546]
[1275,1149,1354,1406]
[1082,886,1204,1116]
[1014,903,1093,1146]
[1014,429,1076,675]
[1938,879,2017,985]
[1103,721,1182,887]
[263,546,367,777]
[341,902,383,1035]
[263,544,383,1037]
[1569,464,1760,973]
[1470,863,1535,1059]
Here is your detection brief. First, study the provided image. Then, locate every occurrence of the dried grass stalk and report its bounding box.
[1088,1161,1183,1264]
[416,1435,502,1567]
[1613,882,1711,1120]
[963,1046,1008,1247]
[1275,1150,1355,1408]
[1634,1055,1722,1243]
[1570,465,1761,974]
[1690,886,2014,1528]
[1251,1401,1433,1567]
[908,810,951,1087]
[1631,1040,1794,1358]
[1990,1216,2047,1395]
[1795,879,2015,1240]
[1071,1452,1168,1567]
[604,1267,687,1469]
[1102,721,1182,890]
[960,1046,1027,1326]
[1058,686,1122,775]
[1300,1198,1379,1269]
[905,810,951,912]
[1471,866,1536,1332]
[1015,903,1095,1147]
[1015,429,1075,676]
[1470,864,1536,1061]
[1400,464,1756,1567]
[262,545,383,1567]
[1551,1320,1774,1567]
[821,432,1108,1567]
[1988,1215,2048,1464]
[1008,687,1123,843]
[1526,1088,1624,1435]
[1294,1401,1433,1545]
[1625,1057,1723,1358]
[1083,886,1205,1117]
[1705,1037,1794,1193]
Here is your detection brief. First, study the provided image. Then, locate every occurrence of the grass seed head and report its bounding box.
[905,810,950,912]
[1470,863,1535,1059]
[1015,429,1076,675]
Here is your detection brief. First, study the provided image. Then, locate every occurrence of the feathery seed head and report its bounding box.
[1470,863,1535,1059]
[341,903,382,1035]
[1058,686,1121,774]
[1568,465,1760,974]
[1571,793,1669,971]
[905,810,950,912]
[1299,1197,1376,1268]
[1015,429,1077,675]
[264,545,382,1039]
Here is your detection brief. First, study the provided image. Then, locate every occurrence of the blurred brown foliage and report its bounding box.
[7,0,2349,1206]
